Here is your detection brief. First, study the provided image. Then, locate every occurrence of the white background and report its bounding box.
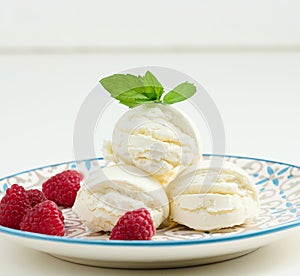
[1,0,300,49]
[0,1,300,275]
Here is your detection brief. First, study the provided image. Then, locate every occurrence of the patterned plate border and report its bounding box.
[0,154,300,247]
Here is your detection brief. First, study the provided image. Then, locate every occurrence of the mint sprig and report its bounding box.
[99,71,196,108]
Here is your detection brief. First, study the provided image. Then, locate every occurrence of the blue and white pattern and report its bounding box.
[0,155,300,243]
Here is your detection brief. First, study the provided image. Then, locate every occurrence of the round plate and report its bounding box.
[1,155,300,269]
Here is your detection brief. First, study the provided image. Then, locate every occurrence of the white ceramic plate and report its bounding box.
[1,155,300,269]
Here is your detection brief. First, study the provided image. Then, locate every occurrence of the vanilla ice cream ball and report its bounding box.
[73,165,169,232]
[103,103,202,186]
[167,160,259,231]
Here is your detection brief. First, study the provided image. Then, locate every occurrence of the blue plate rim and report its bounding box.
[0,154,300,247]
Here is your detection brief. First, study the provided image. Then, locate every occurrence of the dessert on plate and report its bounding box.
[103,102,202,186]
[73,70,259,237]
[73,164,169,232]
[167,160,259,231]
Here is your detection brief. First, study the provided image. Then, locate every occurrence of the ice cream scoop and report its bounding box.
[167,160,259,231]
[103,103,202,186]
[72,164,169,232]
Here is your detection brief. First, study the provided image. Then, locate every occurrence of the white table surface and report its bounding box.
[0,52,300,275]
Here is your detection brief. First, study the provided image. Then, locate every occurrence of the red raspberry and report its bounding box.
[20,200,64,236]
[110,208,155,240]
[0,184,31,229]
[26,189,47,207]
[42,170,82,207]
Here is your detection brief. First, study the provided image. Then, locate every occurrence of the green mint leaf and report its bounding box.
[163,82,196,104]
[142,71,164,100]
[100,73,159,107]
[100,74,145,98]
